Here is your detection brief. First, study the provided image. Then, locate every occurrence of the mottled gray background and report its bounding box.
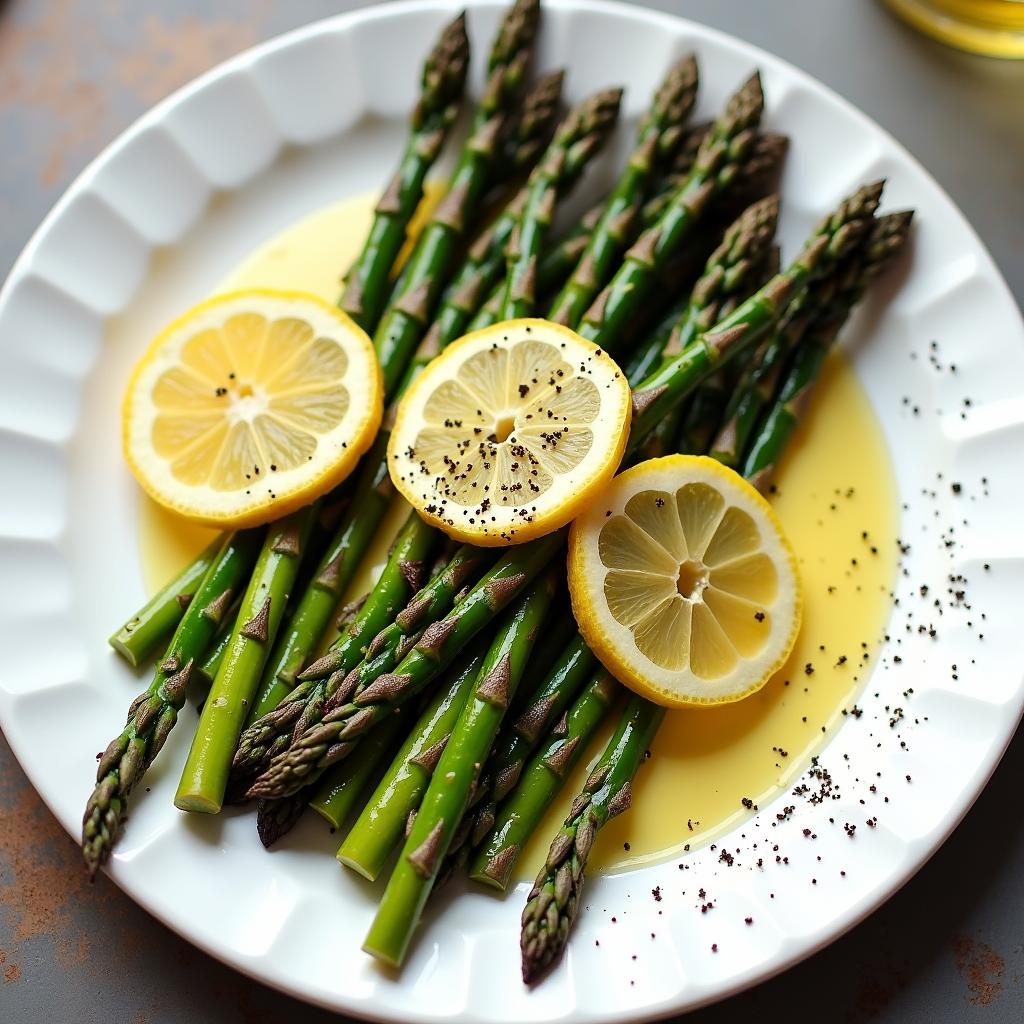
[1,1,1023,1021]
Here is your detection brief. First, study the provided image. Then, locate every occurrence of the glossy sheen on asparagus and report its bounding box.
[107,536,222,667]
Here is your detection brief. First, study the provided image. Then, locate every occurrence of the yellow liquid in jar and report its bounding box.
[137,191,899,875]
[884,0,1024,58]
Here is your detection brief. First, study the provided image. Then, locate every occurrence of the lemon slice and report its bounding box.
[388,318,631,546]
[123,289,382,528]
[568,454,801,706]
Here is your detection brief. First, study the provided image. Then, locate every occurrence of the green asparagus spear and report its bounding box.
[339,13,470,332]
[464,634,597,851]
[246,531,563,800]
[521,695,664,983]
[547,55,698,327]
[373,0,541,398]
[742,210,913,488]
[107,536,222,667]
[193,606,237,691]
[337,642,488,880]
[174,507,318,813]
[83,530,263,875]
[472,670,620,889]
[363,570,559,966]
[577,73,766,351]
[465,204,603,333]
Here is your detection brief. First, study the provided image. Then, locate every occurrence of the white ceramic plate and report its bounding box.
[1,1,1022,1020]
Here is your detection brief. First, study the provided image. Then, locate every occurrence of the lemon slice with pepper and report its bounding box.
[387,318,632,546]
[568,454,802,706]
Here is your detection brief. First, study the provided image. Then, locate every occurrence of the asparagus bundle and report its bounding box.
[546,55,699,326]
[462,194,783,887]
[364,570,560,966]
[245,98,865,811]
[374,0,541,397]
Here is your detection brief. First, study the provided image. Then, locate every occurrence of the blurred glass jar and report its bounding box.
[884,0,1024,57]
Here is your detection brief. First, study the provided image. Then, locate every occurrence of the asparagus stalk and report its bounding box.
[503,88,624,319]
[310,705,414,831]
[742,210,913,488]
[83,530,263,875]
[471,670,620,889]
[107,536,222,667]
[547,55,699,327]
[339,13,470,332]
[466,205,602,333]
[373,0,541,398]
[418,70,566,357]
[521,695,663,982]
[228,512,444,790]
[246,531,564,800]
[337,642,488,880]
[577,73,766,351]
[363,570,560,966]
[174,507,318,813]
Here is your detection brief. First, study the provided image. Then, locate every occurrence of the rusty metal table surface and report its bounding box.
[1,1,1023,1020]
